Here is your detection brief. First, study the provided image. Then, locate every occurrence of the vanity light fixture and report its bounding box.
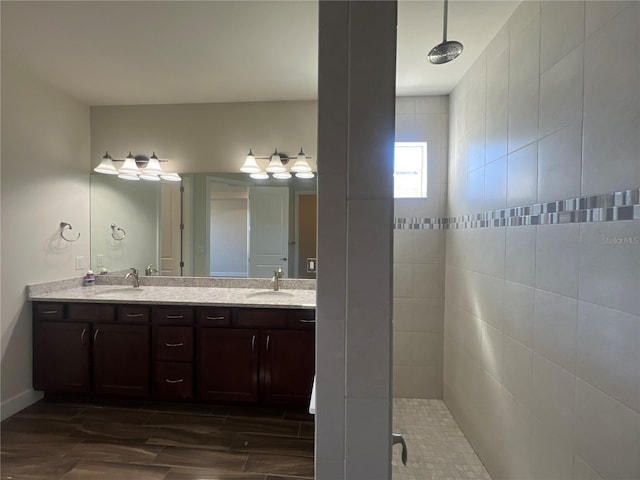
[94,151,182,182]
[241,148,315,180]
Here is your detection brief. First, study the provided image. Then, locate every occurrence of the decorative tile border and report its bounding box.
[395,188,640,230]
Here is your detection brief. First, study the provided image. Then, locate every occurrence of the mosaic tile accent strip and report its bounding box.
[395,188,640,230]
[392,398,490,480]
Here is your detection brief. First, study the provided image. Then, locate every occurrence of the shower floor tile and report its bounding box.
[393,398,491,480]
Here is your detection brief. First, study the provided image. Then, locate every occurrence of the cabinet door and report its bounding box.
[33,321,90,393]
[261,329,315,405]
[93,323,150,397]
[198,328,258,402]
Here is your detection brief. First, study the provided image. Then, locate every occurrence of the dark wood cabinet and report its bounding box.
[261,329,315,405]
[33,301,314,407]
[33,320,90,393]
[198,328,259,403]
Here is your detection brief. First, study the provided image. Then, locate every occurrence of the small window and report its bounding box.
[394,142,427,198]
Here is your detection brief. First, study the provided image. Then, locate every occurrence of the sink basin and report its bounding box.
[245,290,294,301]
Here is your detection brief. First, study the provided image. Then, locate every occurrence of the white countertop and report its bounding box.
[28,285,316,309]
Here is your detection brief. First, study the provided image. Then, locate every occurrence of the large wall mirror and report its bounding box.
[90,173,317,279]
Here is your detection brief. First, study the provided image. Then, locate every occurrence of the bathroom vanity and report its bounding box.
[29,283,316,407]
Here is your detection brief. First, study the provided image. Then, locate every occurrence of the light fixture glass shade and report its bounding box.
[250,171,269,180]
[160,173,182,182]
[94,152,119,175]
[142,153,165,175]
[295,171,315,179]
[119,153,141,175]
[266,151,286,173]
[240,150,261,173]
[290,150,312,173]
[139,173,161,181]
[118,172,140,181]
[273,171,292,180]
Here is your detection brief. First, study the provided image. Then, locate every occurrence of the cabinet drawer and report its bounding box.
[152,307,194,325]
[286,309,316,329]
[68,303,115,322]
[197,307,231,326]
[154,326,193,362]
[118,305,150,323]
[153,362,193,400]
[34,303,64,320]
[234,309,287,328]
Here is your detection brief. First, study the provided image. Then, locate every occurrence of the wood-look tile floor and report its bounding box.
[1,400,314,480]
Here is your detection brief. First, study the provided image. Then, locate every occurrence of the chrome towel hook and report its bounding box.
[59,222,80,242]
[110,223,126,241]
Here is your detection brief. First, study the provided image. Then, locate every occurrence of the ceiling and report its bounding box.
[1,0,519,106]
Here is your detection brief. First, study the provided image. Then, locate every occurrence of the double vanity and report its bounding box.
[28,279,316,408]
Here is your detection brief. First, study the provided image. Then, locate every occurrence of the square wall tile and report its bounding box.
[501,388,533,480]
[573,454,604,480]
[481,322,503,382]
[577,301,640,412]
[508,81,540,154]
[538,123,582,203]
[412,230,444,264]
[410,332,443,368]
[393,332,412,367]
[445,229,467,268]
[392,297,412,331]
[393,229,412,264]
[539,45,584,138]
[415,96,448,114]
[579,221,640,316]
[507,143,538,208]
[585,0,633,36]
[535,223,580,299]
[532,353,576,445]
[503,336,534,409]
[484,157,507,211]
[393,366,412,398]
[411,298,444,333]
[531,415,574,480]
[509,9,541,90]
[534,289,578,373]
[412,263,444,299]
[505,225,536,287]
[574,379,640,480]
[410,366,442,399]
[393,263,412,298]
[540,0,585,73]
[504,281,535,348]
[486,47,509,164]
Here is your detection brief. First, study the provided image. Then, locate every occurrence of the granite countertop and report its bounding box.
[27,279,316,309]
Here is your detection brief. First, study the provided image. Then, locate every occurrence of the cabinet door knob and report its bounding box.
[165,378,184,384]
[164,342,184,347]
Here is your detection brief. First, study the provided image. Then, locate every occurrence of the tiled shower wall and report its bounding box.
[393,96,448,398]
[444,2,640,480]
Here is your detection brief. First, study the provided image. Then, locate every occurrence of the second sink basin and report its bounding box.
[245,290,294,301]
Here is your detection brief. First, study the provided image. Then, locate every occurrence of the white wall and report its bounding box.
[1,59,90,419]
[444,2,640,479]
[90,101,317,173]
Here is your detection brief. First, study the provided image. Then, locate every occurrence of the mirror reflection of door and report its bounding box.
[296,192,317,279]
[209,185,249,277]
[248,186,289,278]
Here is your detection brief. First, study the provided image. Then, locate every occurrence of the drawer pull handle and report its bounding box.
[299,319,315,323]
[165,378,184,384]
[42,310,58,315]
[93,329,100,343]
[81,328,87,344]
[266,334,270,351]
[205,316,225,320]
[126,313,144,318]
[251,335,256,352]
[166,315,184,319]
[164,342,184,347]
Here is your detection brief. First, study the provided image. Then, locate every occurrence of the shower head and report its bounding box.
[428,0,463,65]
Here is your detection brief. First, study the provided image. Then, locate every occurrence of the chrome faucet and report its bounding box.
[272,268,284,291]
[145,264,158,276]
[125,267,140,288]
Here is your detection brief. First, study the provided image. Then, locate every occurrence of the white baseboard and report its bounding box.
[1,388,43,420]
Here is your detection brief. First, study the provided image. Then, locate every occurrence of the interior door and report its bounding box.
[249,186,289,277]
